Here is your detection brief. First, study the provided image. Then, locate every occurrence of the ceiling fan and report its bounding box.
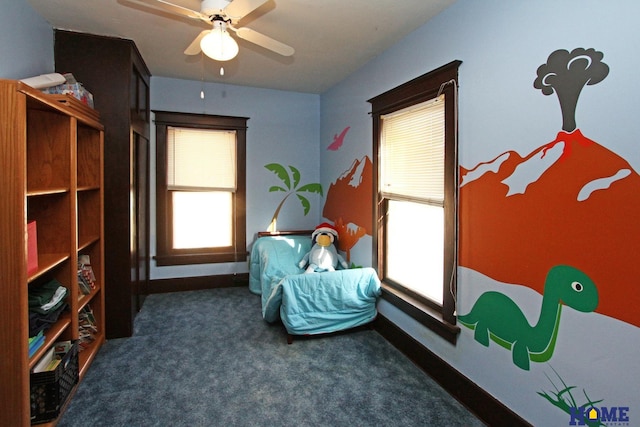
[130,0,294,61]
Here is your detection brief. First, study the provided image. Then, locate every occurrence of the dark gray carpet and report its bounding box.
[58,287,484,426]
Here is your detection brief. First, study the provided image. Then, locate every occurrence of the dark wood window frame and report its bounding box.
[368,61,462,344]
[154,110,248,266]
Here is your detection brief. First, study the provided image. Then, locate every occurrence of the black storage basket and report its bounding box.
[30,340,79,424]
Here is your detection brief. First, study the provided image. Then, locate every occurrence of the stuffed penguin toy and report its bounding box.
[298,223,348,273]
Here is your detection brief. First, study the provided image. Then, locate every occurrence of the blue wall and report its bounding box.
[0,0,53,79]
[320,1,640,425]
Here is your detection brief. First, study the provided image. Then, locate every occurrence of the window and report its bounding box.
[154,111,248,266]
[369,61,461,343]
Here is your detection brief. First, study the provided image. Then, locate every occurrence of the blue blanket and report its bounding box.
[249,235,381,335]
[249,234,311,296]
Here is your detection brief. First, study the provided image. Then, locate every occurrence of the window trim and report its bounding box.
[154,111,248,266]
[368,61,462,344]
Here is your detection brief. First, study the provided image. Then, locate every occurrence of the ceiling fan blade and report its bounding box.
[223,0,268,22]
[129,0,211,24]
[184,30,210,55]
[234,27,294,56]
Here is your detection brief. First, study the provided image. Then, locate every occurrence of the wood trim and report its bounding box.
[369,61,461,336]
[368,60,463,114]
[153,110,249,129]
[257,229,314,237]
[148,273,249,294]
[154,251,248,266]
[374,314,532,427]
[381,284,460,344]
[0,80,30,426]
[153,111,247,265]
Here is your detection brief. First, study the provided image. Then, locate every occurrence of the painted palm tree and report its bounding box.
[265,163,323,232]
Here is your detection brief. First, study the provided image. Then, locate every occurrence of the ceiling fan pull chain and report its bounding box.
[200,52,205,100]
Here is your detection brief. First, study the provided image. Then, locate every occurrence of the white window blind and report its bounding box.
[167,127,236,191]
[380,95,445,204]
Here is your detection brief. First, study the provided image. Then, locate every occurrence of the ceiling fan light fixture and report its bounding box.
[200,20,239,61]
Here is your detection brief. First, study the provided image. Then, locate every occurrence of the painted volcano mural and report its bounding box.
[323,155,373,262]
[458,48,640,328]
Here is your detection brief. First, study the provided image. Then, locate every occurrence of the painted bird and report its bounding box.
[327,126,350,151]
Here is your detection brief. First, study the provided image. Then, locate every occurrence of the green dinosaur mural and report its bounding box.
[458,265,599,370]
[264,163,323,232]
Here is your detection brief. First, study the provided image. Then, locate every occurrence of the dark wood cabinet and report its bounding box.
[54,30,151,338]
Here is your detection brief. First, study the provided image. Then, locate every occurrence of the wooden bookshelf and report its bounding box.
[0,80,105,426]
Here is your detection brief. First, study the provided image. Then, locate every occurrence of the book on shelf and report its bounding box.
[77,270,91,295]
[32,340,73,373]
[28,330,43,345]
[32,347,57,373]
[78,305,97,351]
[77,254,97,296]
[27,220,38,276]
[28,331,45,358]
[54,340,73,355]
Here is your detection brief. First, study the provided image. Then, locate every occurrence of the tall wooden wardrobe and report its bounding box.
[54,31,151,338]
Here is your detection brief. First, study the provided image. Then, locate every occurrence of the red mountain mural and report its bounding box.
[323,156,373,260]
[459,129,640,327]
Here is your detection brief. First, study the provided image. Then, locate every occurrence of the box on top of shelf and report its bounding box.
[41,73,94,108]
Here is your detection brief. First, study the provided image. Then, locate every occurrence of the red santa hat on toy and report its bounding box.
[312,222,339,241]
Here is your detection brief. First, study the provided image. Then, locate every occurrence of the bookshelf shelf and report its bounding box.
[28,314,72,370]
[78,286,101,308]
[0,79,105,426]
[76,186,100,193]
[27,188,70,197]
[78,235,100,251]
[77,337,101,379]
[27,253,70,282]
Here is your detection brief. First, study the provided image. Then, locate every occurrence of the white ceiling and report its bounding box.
[27,0,455,93]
